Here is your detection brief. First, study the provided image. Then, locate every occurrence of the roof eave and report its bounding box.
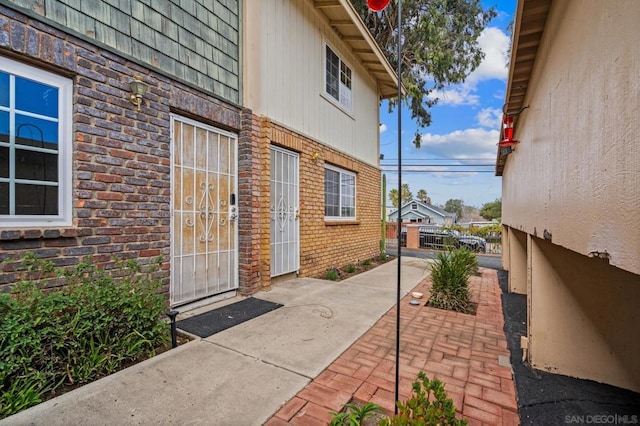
[314,0,404,99]
[495,0,552,176]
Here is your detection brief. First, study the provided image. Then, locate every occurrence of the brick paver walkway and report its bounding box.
[266,268,518,426]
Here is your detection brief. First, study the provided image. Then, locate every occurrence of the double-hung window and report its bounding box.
[324,43,352,112]
[0,56,72,227]
[324,165,356,220]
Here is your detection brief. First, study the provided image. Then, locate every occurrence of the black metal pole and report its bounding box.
[167,310,179,349]
[394,0,402,415]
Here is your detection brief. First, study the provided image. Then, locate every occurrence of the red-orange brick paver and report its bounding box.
[268,268,518,425]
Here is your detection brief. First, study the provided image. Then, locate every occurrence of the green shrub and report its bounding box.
[0,254,169,418]
[428,248,477,313]
[381,372,467,425]
[452,247,479,276]
[325,268,340,281]
[332,372,466,426]
[344,264,357,274]
[361,259,371,267]
[330,401,383,425]
[471,224,501,239]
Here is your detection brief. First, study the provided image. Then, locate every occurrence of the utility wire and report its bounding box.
[381,163,495,167]
[381,157,494,161]
[381,169,495,173]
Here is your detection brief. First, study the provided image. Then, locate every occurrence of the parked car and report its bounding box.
[400,226,487,252]
[447,229,487,252]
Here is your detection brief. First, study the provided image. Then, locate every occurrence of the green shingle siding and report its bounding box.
[9,0,239,103]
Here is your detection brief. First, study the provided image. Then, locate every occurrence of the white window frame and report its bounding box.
[324,164,356,221]
[323,42,353,113]
[0,56,73,227]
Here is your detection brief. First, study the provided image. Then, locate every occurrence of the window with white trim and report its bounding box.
[324,165,356,220]
[0,57,72,227]
[324,43,352,112]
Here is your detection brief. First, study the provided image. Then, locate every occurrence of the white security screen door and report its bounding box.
[270,146,300,277]
[171,116,238,306]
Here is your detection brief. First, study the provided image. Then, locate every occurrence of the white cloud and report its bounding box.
[465,27,511,86]
[476,107,502,128]
[379,123,388,133]
[418,128,500,159]
[429,87,479,106]
[427,27,510,106]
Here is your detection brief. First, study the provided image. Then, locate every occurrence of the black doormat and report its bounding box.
[176,297,282,338]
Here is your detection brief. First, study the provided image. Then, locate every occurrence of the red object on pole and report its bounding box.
[367,0,391,11]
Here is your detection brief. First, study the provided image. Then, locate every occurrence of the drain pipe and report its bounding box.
[167,310,179,348]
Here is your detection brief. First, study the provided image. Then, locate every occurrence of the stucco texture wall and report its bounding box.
[501,0,640,275]
[529,237,640,392]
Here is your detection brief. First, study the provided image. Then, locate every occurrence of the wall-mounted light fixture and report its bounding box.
[311,151,320,164]
[129,76,148,111]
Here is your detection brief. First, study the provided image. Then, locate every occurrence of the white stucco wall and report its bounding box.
[502,0,640,275]
[243,0,381,167]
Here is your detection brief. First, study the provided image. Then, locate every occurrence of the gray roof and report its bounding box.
[389,200,456,219]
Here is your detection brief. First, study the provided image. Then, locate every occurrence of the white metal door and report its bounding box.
[171,116,238,306]
[270,146,300,277]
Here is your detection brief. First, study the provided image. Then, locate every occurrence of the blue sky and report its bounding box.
[379,0,516,209]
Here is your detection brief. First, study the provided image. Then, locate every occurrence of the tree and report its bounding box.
[479,198,502,221]
[416,189,428,202]
[389,183,413,208]
[444,199,464,219]
[351,0,496,147]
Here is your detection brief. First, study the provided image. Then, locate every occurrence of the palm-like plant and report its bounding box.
[428,248,477,312]
[330,402,383,425]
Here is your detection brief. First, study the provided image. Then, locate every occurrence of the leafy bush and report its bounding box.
[453,247,480,276]
[325,268,340,281]
[332,372,466,426]
[381,372,467,425]
[449,224,501,239]
[330,401,383,425]
[428,248,477,313]
[0,254,169,418]
[344,264,357,274]
[469,224,501,239]
[361,259,371,267]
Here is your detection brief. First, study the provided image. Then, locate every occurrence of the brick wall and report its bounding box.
[242,115,382,289]
[0,5,382,299]
[0,6,241,294]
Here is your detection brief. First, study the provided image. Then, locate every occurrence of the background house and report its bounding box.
[388,201,456,226]
[497,0,640,392]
